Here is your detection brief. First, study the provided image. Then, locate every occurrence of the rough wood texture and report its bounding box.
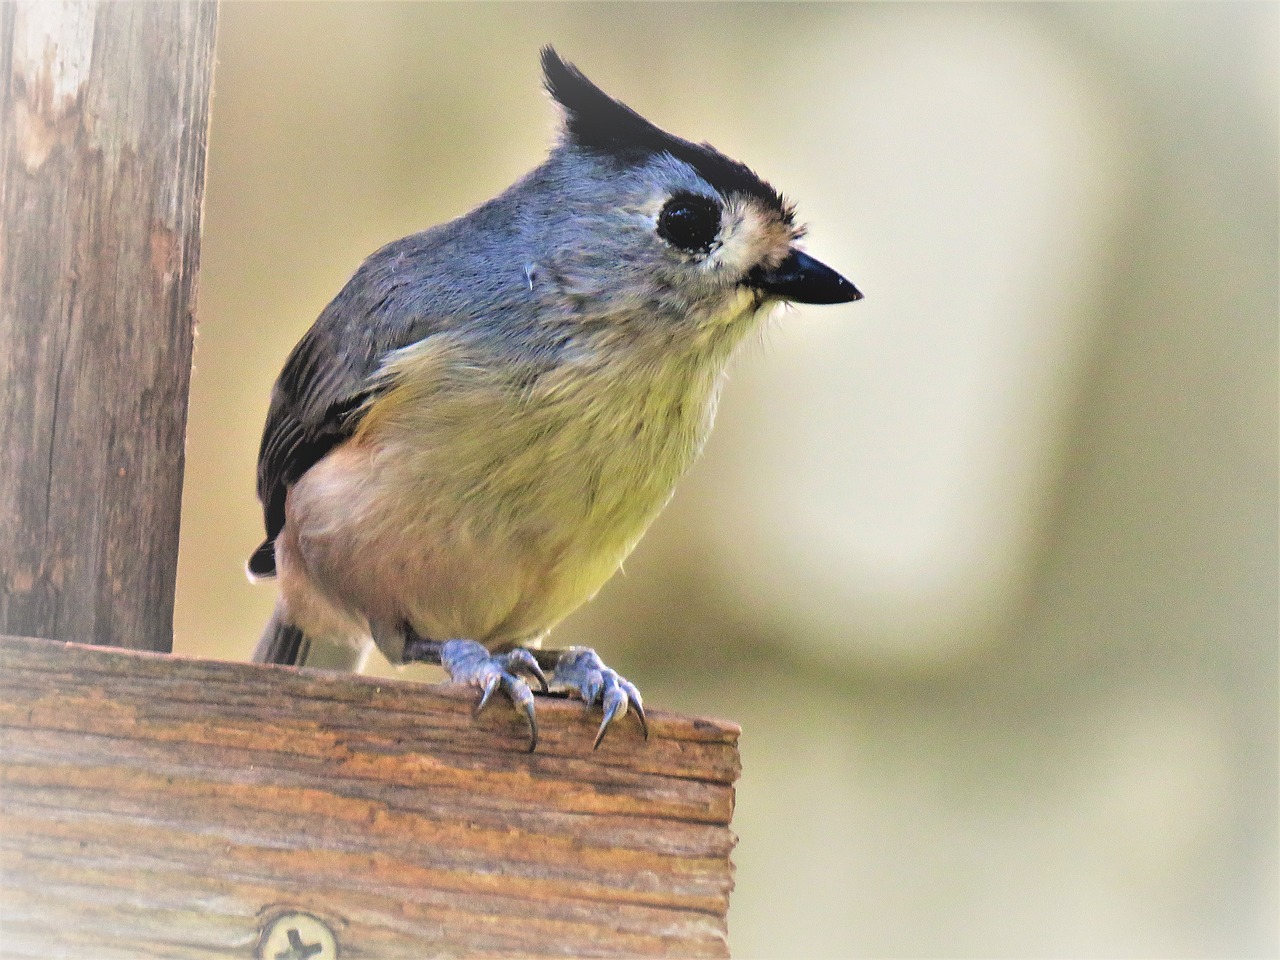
[0,634,741,958]
[0,1,218,651]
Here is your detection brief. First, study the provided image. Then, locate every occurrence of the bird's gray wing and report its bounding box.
[250,244,443,577]
[250,330,369,576]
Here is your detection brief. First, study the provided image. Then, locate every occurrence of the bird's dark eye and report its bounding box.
[657,193,721,254]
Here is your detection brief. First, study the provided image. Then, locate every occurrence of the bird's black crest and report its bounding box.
[541,46,792,221]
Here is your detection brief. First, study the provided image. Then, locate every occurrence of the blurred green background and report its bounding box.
[175,3,1277,956]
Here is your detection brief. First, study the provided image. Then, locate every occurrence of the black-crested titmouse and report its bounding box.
[249,48,861,751]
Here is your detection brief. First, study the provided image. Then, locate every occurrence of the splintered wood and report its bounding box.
[0,635,741,958]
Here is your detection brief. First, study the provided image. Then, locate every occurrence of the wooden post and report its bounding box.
[0,634,741,958]
[0,1,218,651]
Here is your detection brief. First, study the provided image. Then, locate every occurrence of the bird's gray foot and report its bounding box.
[405,636,548,752]
[548,646,648,749]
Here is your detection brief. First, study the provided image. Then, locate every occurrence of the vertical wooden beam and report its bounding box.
[0,1,218,650]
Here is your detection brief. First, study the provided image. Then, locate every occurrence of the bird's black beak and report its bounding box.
[749,249,862,304]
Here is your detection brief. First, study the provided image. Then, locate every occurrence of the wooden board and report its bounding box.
[0,634,740,958]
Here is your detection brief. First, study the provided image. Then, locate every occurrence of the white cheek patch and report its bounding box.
[705,198,792,277]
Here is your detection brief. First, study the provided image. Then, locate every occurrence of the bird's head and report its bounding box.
[522,48,860,340]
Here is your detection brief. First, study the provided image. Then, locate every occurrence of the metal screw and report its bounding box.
[258,911,338,960]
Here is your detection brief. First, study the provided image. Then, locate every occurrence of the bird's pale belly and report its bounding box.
[281,358,722,662]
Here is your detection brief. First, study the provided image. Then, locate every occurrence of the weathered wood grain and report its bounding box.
[0,634,741,958]
[0,1,218,651]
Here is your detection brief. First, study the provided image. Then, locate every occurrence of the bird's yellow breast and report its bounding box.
[295,314,750,655]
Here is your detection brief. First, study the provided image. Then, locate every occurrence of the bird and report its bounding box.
[248,47,861,752]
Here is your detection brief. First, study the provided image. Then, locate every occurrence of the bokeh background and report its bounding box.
[175,3,1278,956]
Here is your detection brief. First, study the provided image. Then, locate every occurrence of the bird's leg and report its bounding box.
[402,632,646,751]
[402,633,547,752]
[530,646,648,749]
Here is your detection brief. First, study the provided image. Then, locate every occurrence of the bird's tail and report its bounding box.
[253,605,312,665]
[253,603,373,671]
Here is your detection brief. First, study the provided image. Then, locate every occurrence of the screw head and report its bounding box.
[258,911,338,960]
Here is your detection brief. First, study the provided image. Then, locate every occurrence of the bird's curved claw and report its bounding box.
[550,647,647,749]
[442,639,546,752]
